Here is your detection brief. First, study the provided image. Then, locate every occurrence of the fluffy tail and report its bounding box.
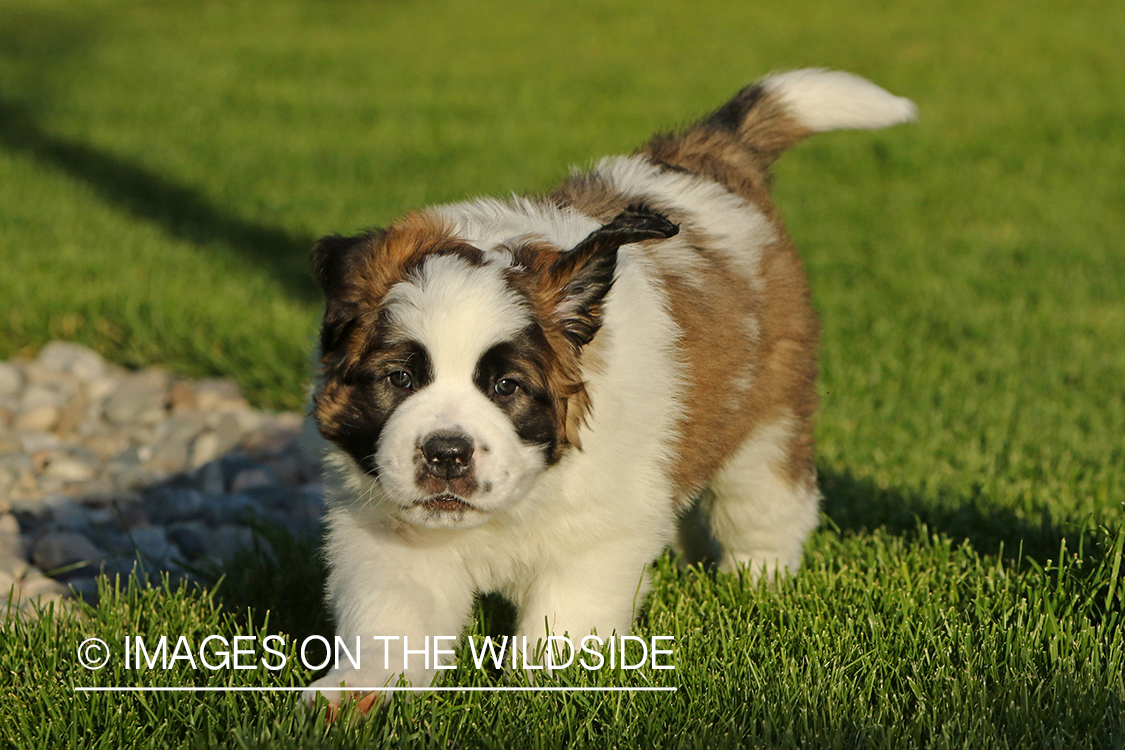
[645,68,916,181]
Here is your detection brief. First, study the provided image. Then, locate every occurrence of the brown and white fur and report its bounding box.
[304,69,916,707]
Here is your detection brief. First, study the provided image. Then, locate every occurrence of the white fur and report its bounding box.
[763,68,918,133]
[705,415,820,577]
[598,155,775,292]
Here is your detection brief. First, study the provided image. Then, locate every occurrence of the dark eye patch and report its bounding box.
[314,340,432,475]
[474,330,558,457]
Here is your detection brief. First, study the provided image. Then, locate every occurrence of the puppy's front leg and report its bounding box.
[512,546,653,669]
[303,524,475,710]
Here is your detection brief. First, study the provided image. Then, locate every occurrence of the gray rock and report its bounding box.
[1,451,34,475]
[21,382,69,411]
[104,450,156,491]
[90,527,138,557]
[129,527,179,567]
[43,454,96,483]
[17,570,70,597]
[15,404,60,432]
[0,528,25,563]
[10,495,51,525]
[166,522,209,560]
[0,513,18,536]
[42,494,88,530]
[208,524,259,562]
[203,493,259,525]
[35,341,108,382]
[192,379,246,412]
[230,465,279,493]
[104,390,157,426]
[157,411,208,443]
[0,569,16,596]
[146,486,204,524]
[0,464,14,497]
[83,375,118,403]
[189,432,224,468]
[31,531,105,573]
[17,429,61,454]
[0,362,24,398]
[194,460,225,495]
[147,437,191,475]
[103,369,168,426]
[244,485,288,509]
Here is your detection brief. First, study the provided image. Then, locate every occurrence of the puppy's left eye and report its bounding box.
[388,370,413,389]
[493,378,519,397]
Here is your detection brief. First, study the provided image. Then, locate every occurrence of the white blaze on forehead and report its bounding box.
[383,254,530,379]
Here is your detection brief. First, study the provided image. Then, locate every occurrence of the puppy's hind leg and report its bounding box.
[705,415,820,579]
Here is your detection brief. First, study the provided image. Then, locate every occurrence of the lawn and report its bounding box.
[1,0,1123,747]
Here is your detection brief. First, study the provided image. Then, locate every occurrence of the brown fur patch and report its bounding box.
[548,87,820,503]
[500,241,594,453]
[315,212,481,378]
[646,83,812,208]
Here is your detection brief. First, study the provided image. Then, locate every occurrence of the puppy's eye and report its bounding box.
[493,378,519,397]
[388,370,413,389]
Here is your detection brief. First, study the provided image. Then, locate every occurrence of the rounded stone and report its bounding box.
[15,404,60,432]
[0,513,18,536]
[230,465,279,493]
[146,486,204,524]
[192,379,246,412]
[147,438,191,475]
[189,432,223,468]
[130,527,177,565]
[18,430,61,454]
[209,525,259,561]
[21,382,69,411]
[31,531,105,573]
[43,454,96,483]
[167,522,209,560]
[202,493,259,525]
[0,362,24,398]
[18,570,70,597]
[36,341,109,382]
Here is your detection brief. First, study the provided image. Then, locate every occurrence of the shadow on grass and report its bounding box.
[0,96,320,303]
[819,466,1114,567]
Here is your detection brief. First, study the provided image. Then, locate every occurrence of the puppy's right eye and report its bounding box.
[388,371,413,389]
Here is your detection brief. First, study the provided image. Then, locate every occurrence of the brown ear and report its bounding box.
[544,204,678,348]
[309,231,382,360]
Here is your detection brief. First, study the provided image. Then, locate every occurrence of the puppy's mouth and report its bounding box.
[417,493,472,513]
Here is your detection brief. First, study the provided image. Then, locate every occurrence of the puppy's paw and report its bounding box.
[303,670,389,719]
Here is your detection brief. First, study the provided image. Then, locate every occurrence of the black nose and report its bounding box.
[421,434,474,479]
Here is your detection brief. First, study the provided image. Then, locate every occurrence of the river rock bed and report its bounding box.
[0,341,327,617]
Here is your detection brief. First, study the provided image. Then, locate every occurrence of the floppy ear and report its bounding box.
[310,232,380,359]
[544,204,678,348]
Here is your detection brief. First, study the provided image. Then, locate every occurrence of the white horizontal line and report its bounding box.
[75,686,676,693]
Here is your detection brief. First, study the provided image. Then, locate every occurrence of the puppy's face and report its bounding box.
[311,207,677,529]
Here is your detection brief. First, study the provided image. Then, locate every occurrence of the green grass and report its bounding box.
[2,0,1123,747]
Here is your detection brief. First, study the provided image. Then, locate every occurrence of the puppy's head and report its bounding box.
[311,206,677,529]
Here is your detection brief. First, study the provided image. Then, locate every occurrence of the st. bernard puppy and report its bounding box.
[304,69,915,706]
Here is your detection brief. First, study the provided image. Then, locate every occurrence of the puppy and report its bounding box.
[304,69,915,706]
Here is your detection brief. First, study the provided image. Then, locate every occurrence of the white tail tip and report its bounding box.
[762,69,918,133]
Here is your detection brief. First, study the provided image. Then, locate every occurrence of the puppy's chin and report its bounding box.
[395,493,490,530]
